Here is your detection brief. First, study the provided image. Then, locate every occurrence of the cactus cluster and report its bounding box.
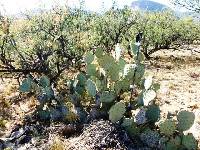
[19,42,198,149]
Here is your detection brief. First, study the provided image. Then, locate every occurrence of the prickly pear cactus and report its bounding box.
[84,51,94,64]
[77,73,87,86]
[140,130,160,148]
[182,134,197,150]
[109,101,126,123]
[159,119,176,136]
[164,141,178,150]
[86,64,97,76]
[142,89,156,106]
[122,118,140,136]
[146,105,160,123]
[134,108,147,125]
[86,79,96,97]
[39,75,50,88]
[121,118,134,127]
[177,111,195,131]
[95,48,104,58]
[19,77,32,92]
[170,136,181,146]
[98,55,115,71]
[100,91,115,103]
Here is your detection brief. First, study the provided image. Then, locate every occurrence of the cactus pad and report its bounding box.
[39,75,50,88]
[86,79,96,97]
[84,52,94,64]
[109,101,126,123]
[19,77,32,92]
[177,111,195,131]
[100,91,115,103]
[159,119,176,136]
[134,108,147,125]
[146,105,160,123]
[142,89,156,106]
[182,134,197,150]
[86,64,97,76]
[140,130,160,148]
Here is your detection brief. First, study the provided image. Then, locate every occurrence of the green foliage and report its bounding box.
[39,76,50,88]
[146,105,160,123]
[19,76,32,92]
[86,79,96,97]
[140,130,160,148]
[84,52,94,64]
[100,91,115,103]
[177,110,195,131]
[182,134,197,150]
[109,101,126,123]
[159,119,177,136]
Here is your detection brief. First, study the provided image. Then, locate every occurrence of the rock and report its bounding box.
[10,128,26,140]
[66,120,136,150]
[0,139,4,149]
[17,135,32,145]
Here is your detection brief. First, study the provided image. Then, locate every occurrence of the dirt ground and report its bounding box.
[147,47,200,145]
[0,46,200,149]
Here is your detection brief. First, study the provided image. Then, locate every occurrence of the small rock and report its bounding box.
[17,135,32,145]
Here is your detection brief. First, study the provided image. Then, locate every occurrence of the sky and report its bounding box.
[0,0,174,16]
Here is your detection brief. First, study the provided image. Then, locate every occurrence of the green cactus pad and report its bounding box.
[38,110,50,120]
[114,79,130,94]
[122,120,140,136]
[84,52,94,64]
[159,119,176,136]
[98,55,115,71]
[100,91,115,103]
[170,136,181,146]
[43,87,54,99]
[130,42,139,55]
[108,64,120,81]
[142,89,156,106]
[182,134,197,150]
[75,84,85,95]
[19,77,32,92]
[164,141,178,150]
[86,79,96,97]
[39,75,50,88]
[77,73,87,86]
[86,64,96,76]
[50,108,62,121]
[121,118,134,127]
[177,111,195,131]
[140,130,160,148]
[118,58,126,71]
[134,52,145,62]
[146,105,160,123]
[109,101,126,123]
[134,64,145,84]
[95,48,104,58]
